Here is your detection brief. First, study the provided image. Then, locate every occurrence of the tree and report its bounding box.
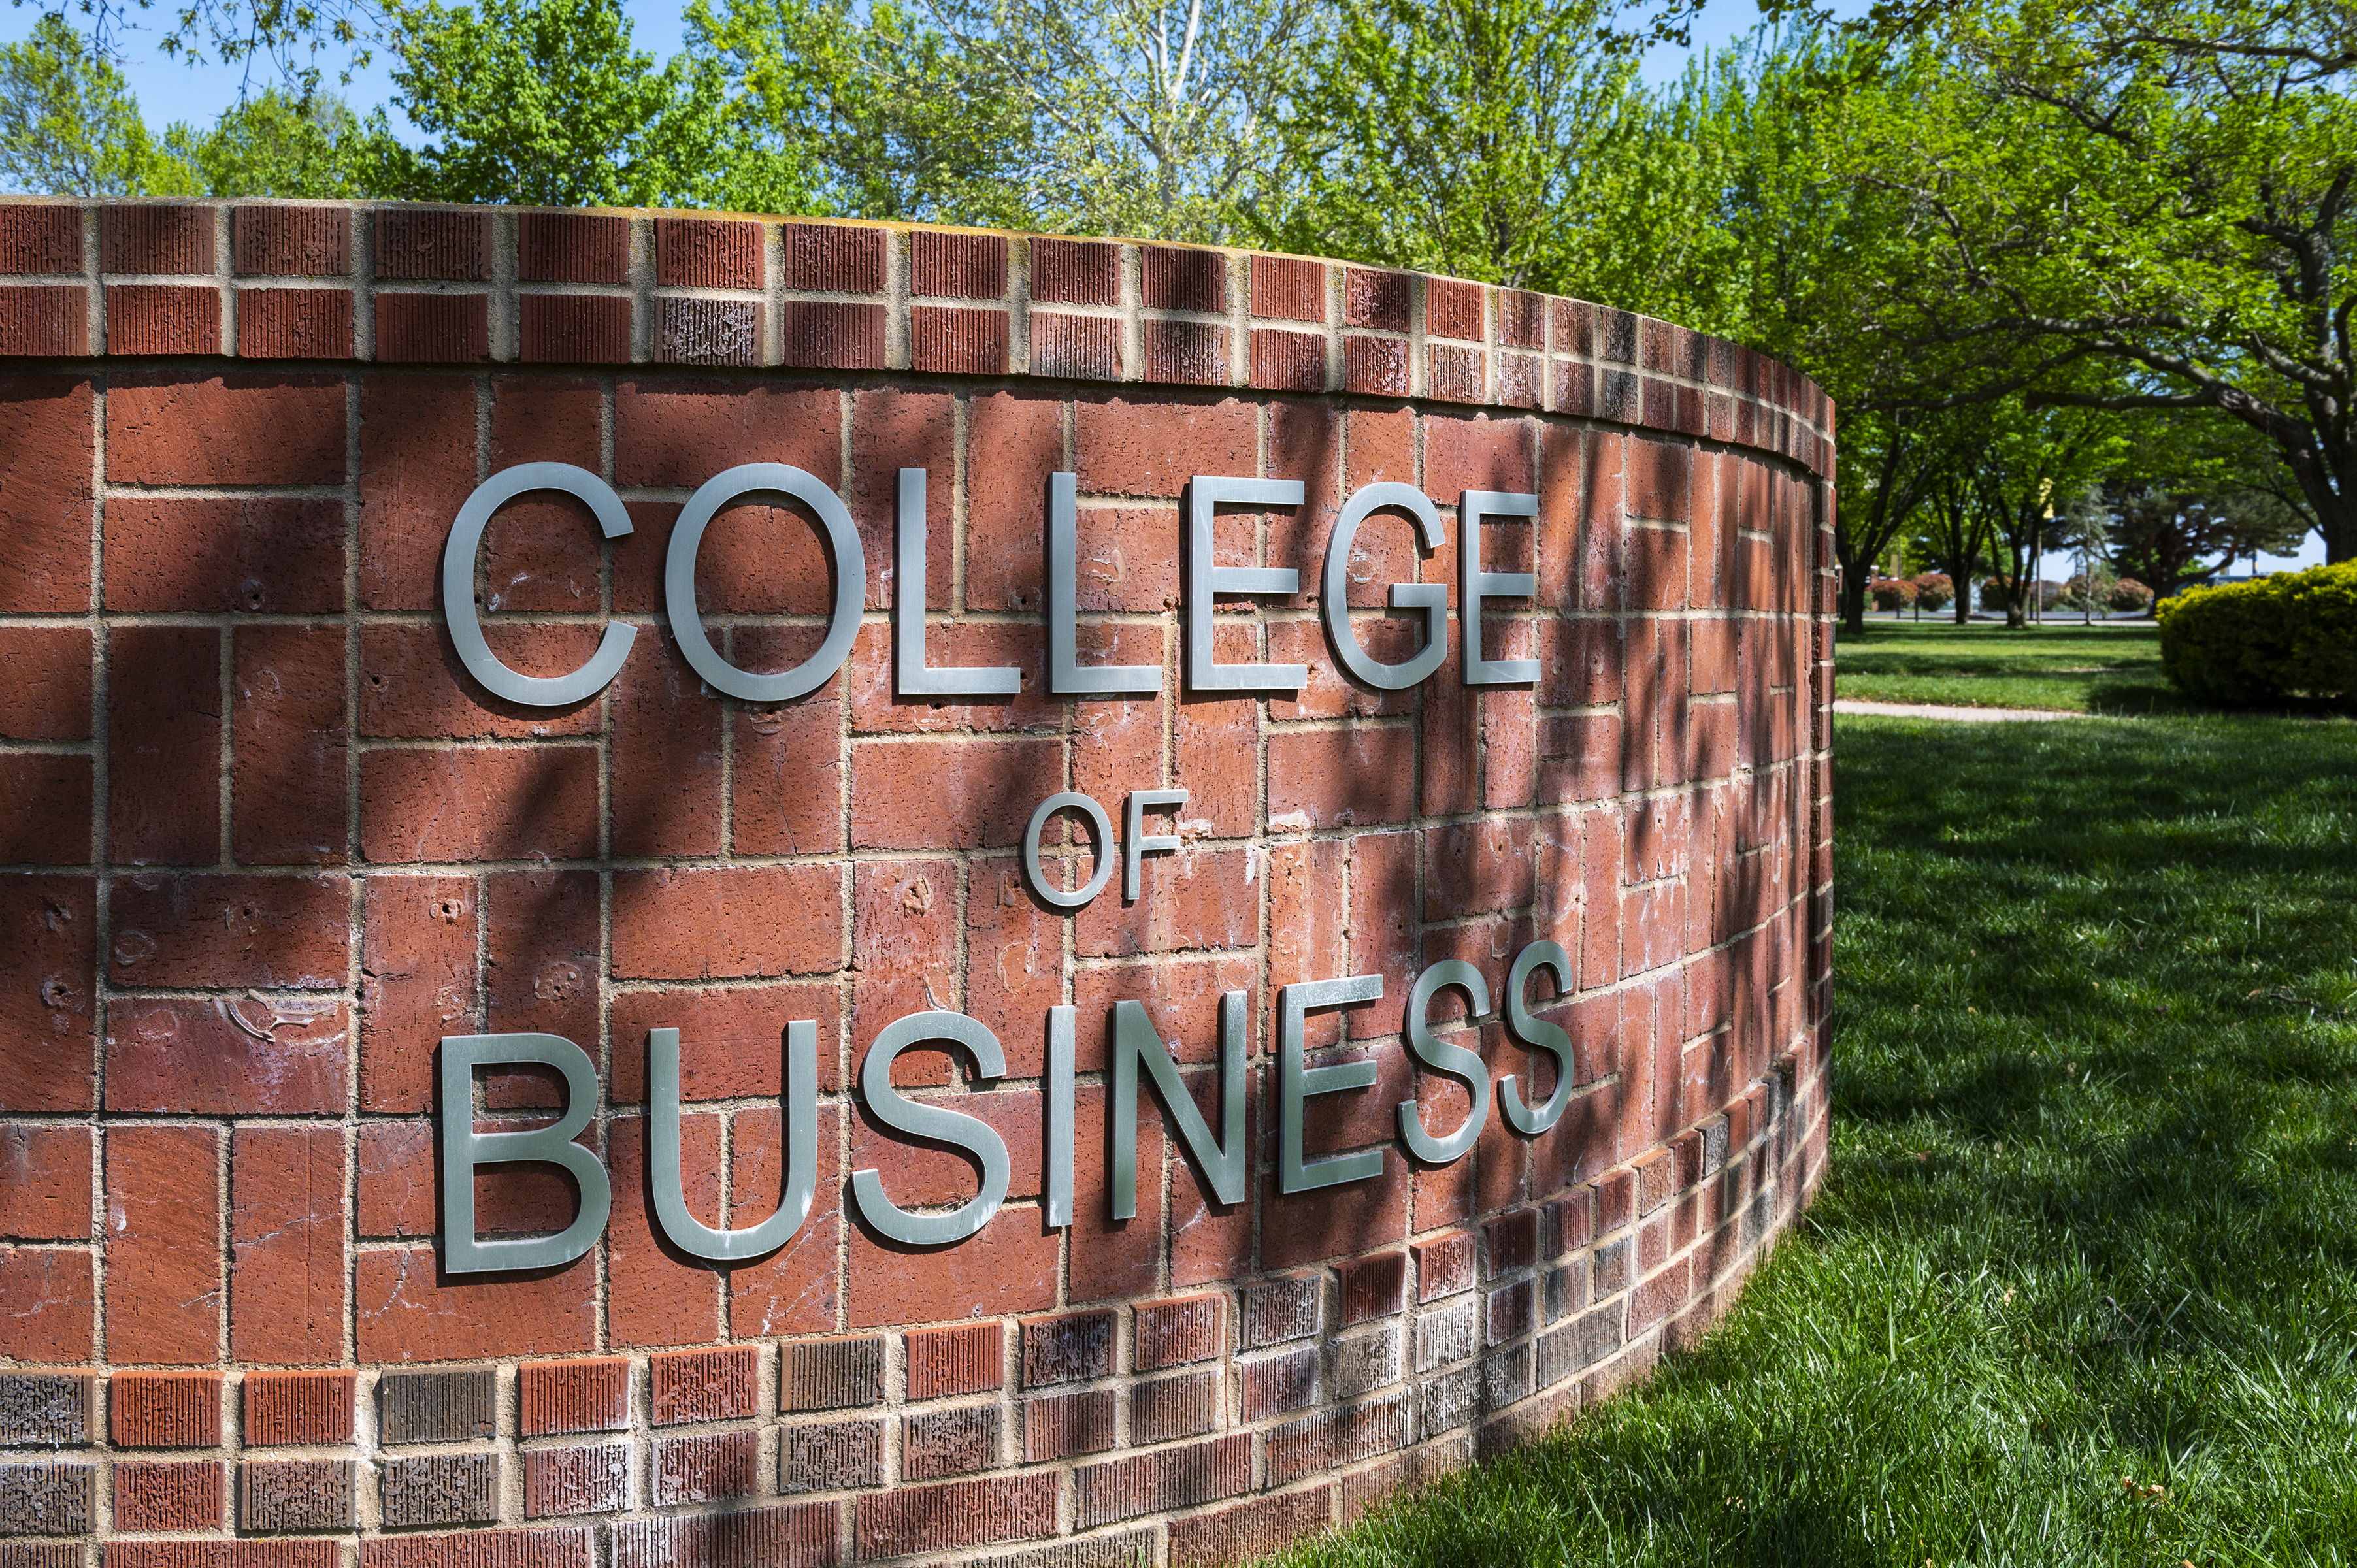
[157,89,396,196]
[380,0,738,207]
[0,12,160,194]
[1833,407,1944,631]
[1829,0,2357,561]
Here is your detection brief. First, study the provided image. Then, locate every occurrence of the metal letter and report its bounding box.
[1108,992,1247,1220]
[438,1033,610,1273]
[1321,481,1447,691]
[1277,975,1386,1194]
[1459,490,1541,685]
[666,463,864,702]
[849,1011,1011,1246]
[1397,960,1492,1164]
[648,1023,816,1260]
[1046,1006,1076,1228]
[895,468,1019,697]
[441,463,636,706]
[1049,472,1161,694]
[1122,789,1187,902]
[1499,941,1576,1135]
[1020,791,1115,910]
[1185,476,1308,693]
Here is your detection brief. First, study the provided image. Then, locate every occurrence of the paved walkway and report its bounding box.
[1834,699,2091,722]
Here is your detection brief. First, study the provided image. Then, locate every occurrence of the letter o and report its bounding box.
[665,463,865,702]
[1021,792,1115,910]
[442,463,638,706]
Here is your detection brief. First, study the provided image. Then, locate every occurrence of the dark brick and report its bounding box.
[0,1462,89,1535]
[239,1459,354,1531]
[1029,238,1119,306]
[910,305,1008,374]
[614,1505,838,1568]
[1143,319,1225,385]
[1240,1346,1319,1420]
[1023,1389,1114,1462]
[910,230,1006,299]
[1345,269,1409,331]
[518,295,629,364]
[518,1359,628,1436]
[521,1443,627,1518]
[1132,1294,1220,1371]
[0,288,87,355]
[1022,1311,1113,1386]
[1537,1302,1622,1386]
[778,1419,881,1494]
[237,287,352,358]
[0,1376,88,1447]
[1029,312,1121,380]
[654,297,759,367]
[779,301,885,370]
[1142,246,1223,312]
[378,1367,497,1444]
[650,1431,759,1506]
[901,1405,998,1479]
[374,293,487,363]
[112,1458,222,1531]
[1129,1371,1217,1445]
[965,1531,1153,1568]
[1072,1434,1249,1529]
[1240,1275,1318,1348]
[379,1452,499,1528]
[780,1337,882,1411]
[781,223,883,293]
[362,1528,589,1568]
[656,217,761,289]
[1336,1254,1406,1326]
[650,1346,759,1426]
[106,285,220,355]
[517,212,628,284]
[856,1473,1060,1558]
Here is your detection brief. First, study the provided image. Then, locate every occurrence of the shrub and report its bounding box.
[1911,572,1954,612]
[1870,576,1918,610]
[2107,577,2154,613]
[2158,561,2357,709]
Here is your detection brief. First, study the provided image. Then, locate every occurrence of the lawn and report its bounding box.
[1834,620,2189,713]
[1270,711,2357,1567]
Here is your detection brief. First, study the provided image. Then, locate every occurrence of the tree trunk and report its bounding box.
[1838,552,1869,634]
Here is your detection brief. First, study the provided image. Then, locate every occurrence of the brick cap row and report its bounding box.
[0,198,1834,478]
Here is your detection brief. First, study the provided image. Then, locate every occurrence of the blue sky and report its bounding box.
[4,0,2326,570]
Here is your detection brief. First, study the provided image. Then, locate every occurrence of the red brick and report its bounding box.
[523,1443,628,1517]
[1266,725,1417,828]
[485,869,600,1055]
[359,747,599,862]
[1028,310,1122,379]
[232,624,345,865]
[0,879,94,1113]
[228,1130,347,1365]
[727,1103,842,1338]
[1423,817,1537,919]
[905,1322,1002,1399]
[0,755,88,865]
[0,1249,91,1362]
[782,222,883,291]
[1425,278,1485,341]
[610,981,842,1102]
[105,1128,222,1365]
[612,864,841,980]
[846,1201,1057,1327]
[0,377,91,613]
[1261,1151,1409,1269]
[237,287,351,357]
[780,300,885,368]
[849,733,1060,849]
[1024,1388,1115,1462]
[1074,845,1256,957]
[855,1472,1059,1558]
[1250,254,1324,321]
[107,372,344,483]
[657,216,761,288]
[1074,1433,1249,1527]
[356,1119,585,1241]
[1345,269,1409,331]
[109,1371,220,1447]
[1030,237,1119,304]
[512,1358,628,1436]
[1345,831,1417,1040]
[963,390,1064,610]
[106,284,221,353]
[519,294,630,363]
[1168,1484,1334,1566]
[0,286,88,354]
[104,496,341,613]
[605,1114,723,1349]
[359,374,475,610]
[1627,1256,1692,1333]
[1143,246,1224,312]
[615,378,839,487]
[1134,1294,1222,1370]
[0,206,82,274]
[1425,344,1483,402]
[1076,394,1255,497]
[374,293,489,362]
[1337,1251,1408,1325]
[1251,328,1325,391]
[103,205,212,273]
[648,1346,759,1425]
[911,230,1006,299]
[374,210,490,280]
[242,1371,353,1445]
[358,876,478,1113]
[114,1460,223,1530]
[1344,333,1409,397]
[964,861,1064,1070]
[104,998,346,1115]
[0,1126,88,1239]
[911,304,1008,374]
[518,212,628,284]
[605,629,723,857]
[107,875,347,989]
[233,206,346,276]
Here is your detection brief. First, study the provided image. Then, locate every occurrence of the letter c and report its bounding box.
[441,463,637,706]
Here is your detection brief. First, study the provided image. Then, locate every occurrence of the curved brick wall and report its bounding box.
[0,199,1833,1568]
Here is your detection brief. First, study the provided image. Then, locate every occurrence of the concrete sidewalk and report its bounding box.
[1834,699,2094,722]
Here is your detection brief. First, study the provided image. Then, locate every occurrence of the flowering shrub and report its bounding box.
[2107,577,2155,613]
[1870,577,1919,610]
[1911,572,1954,612]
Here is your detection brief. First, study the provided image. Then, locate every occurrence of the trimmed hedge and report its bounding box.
[2158,561,2357,709]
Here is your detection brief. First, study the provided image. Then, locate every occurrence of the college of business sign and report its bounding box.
[436,459,1579,1271]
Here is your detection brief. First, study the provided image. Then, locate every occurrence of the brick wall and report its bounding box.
[0,199,1836,1568]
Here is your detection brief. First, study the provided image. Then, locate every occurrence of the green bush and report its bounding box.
[2158,561,2357,709]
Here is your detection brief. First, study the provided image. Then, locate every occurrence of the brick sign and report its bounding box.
[0,199,1834,1568]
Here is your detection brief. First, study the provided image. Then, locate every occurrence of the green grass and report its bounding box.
[1834,621,2190,713]
[1268,712,2357,1567]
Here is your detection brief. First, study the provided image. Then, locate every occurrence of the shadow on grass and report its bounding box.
[1273,714,2357,1567]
